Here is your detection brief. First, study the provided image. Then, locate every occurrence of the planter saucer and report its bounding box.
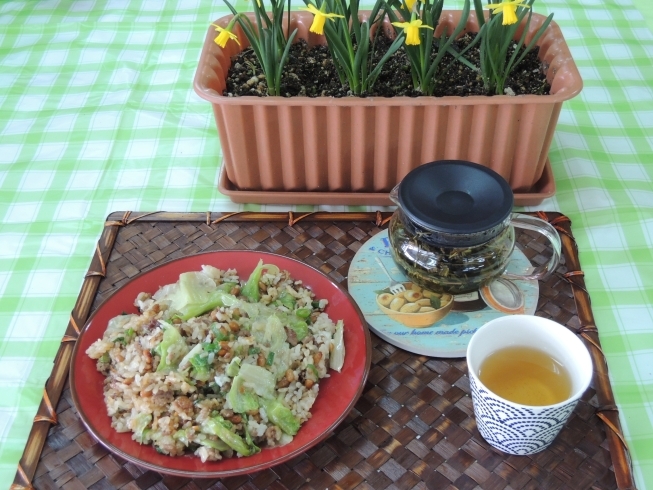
[218,159,555,207]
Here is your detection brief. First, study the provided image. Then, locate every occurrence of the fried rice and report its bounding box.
[86,260,345,462]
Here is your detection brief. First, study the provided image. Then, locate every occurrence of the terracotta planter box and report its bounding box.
[194,10,582,205]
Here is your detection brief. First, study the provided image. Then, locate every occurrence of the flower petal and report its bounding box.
[213,25,240,48]
[406,26,421,45]
[300,4,321,15]
[502,7,518,24]
[309,14,327,35]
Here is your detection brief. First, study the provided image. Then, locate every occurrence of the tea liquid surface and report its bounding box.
[478,346,572,406]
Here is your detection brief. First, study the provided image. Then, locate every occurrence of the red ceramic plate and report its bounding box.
[70,251,371,478]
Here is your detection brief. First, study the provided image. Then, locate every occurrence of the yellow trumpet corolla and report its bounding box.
[212,24,240,48]
[391,19,433,46]
[300,4,344,35]
[486,0,530,25]
[405,0,417,11]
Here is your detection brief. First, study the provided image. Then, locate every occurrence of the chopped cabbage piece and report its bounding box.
[227,375,260,414]
[242,260,280,302]
[201,417,252,456]
[155,326,188,372]
[330,320,345,372]
[238,363,276,400]
[261,398,300,436]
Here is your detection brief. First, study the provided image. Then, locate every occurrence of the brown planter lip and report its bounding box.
[194,10,583,105]
[217,158,556,207]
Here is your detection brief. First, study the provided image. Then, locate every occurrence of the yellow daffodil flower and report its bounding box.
[403,0,427,14]
[300,4,344,35]
[391,19,433,46]
[486,0,530,25]
[404,0,426,13]
[212,23,240,48]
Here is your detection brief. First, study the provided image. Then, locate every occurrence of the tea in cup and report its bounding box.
[466,315,593,455]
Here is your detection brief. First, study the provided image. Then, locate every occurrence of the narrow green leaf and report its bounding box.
[443,36,479,73]
[367,32,405,88]
[368,0,385,27]
[351,0,362,42]
[275,28,299,93]
[505,10,532,75]
[337,0,350,27]
[324,22,355,83]
[225,7,264,65]
[353,23,370,90]
[431,0,444,26]
[404,44,421,73]
[259,1,273,31]
[385,6,400,23]
[473,0,485,28]
[510,13,553,72]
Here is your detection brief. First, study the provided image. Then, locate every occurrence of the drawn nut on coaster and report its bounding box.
[377,293,394,307]
[376,282,454,328]
[400,303,421,313]
[404,291,422,302]
[389,297,406,311]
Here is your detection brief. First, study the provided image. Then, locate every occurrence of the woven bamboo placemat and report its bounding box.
[13,211,635,490]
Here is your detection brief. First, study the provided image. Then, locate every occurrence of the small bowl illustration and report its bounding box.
[376,283,454,328]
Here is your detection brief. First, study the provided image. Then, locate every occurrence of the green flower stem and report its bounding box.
[474,0,553,95]
[306,0,403,94]
[224,0,298,96]
[387,0,472,95]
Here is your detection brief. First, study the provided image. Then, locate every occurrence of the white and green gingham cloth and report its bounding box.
[1,0,652,487]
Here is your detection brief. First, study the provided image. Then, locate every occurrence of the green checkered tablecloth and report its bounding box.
[1,0,652,487]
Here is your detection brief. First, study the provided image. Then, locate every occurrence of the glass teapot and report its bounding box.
[388,161,561,295]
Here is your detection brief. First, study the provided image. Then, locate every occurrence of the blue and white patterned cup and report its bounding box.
[466,315,593,455]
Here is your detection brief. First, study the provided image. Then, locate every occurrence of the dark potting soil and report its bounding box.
[223,31,551,98]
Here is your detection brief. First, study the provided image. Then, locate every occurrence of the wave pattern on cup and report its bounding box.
[469,368,579,455]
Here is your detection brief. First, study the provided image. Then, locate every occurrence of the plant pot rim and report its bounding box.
[217,159,557,207]
[194,9,583,106]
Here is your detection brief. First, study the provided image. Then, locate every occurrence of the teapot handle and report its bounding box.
[502,213,562,281]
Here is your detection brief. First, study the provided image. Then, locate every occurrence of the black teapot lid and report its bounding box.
[397,161,513,239]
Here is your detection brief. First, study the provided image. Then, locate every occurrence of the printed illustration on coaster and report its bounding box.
[347,230,538,357]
